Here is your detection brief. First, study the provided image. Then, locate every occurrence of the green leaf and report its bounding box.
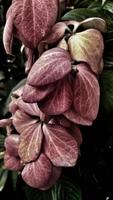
[74,0,95,8]
[104,2,113,13]
[102,0,107,6]
[0,134,5,151]
[103,32,113,68]
[51,177,82,200]
[0,167,8,192]
[11,171,18,190]
[25,177,82,200]
[100,70,113,112]
[25,185,52,200]
[62,7,113,30]
[88,2,103,8]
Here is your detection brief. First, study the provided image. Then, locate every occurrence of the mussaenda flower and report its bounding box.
[23,47,100,125]
[39,17,105,74]
[0,87,82,190]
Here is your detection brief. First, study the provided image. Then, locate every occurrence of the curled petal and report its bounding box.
[24,47,34,73]
[68,29,104,74]
[9,86,24,113]
[41,22,69,44]
[23,83,55,103]
[27,48,71,87]
[64,20,80,32]
[4,153,23,171]
[80,17,106,32]
[3,16,13,54]
[17,97,40,116]
[5,134,20,157]
[9,97,19,114]
[12,86,24,98]
[43,124,78,167]
[9,85,25,114]
[22,153,52,188]
[57,37,68,50]
[0,118,12,128]
[40,167,62,190]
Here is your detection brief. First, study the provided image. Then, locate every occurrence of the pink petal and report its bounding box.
[27,48,71,87]
[38,77,73,115]
[3,16,13,54]
[9,97,19,114]
[43,124,79,167]
[19,123,43,163]
[17,97,40,117]
[70,125,83,145]
[4,153,23,171]
[68,29,104,74]
[9,0,58,48]
[80,17,106,33]
[64,107,92,126]
[40,166,62,190]
[22,83,55,103]
[13,110,38,134]
[73,64,100,122]
[5,134,20,157]
[55,115,71,128]
[9,86,24,114]
[24,47,34,73]
[57,37,68,51]
[9,84,24,114]
[22,153,52,188]
[12,86,24,97]
[0,118,12,128]
[41,22,69,44]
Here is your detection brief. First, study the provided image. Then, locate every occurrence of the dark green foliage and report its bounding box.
[62,7,113,30]
[25,177,82,200]
[100,70,113,112]
[0,165,8,192]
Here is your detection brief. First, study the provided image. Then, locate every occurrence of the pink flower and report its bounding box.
[23,48,100,125]
[1,88,82,190]
[39,18,105,74]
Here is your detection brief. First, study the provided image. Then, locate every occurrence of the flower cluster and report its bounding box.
[1,87,82,190]
[0,0,106,190]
